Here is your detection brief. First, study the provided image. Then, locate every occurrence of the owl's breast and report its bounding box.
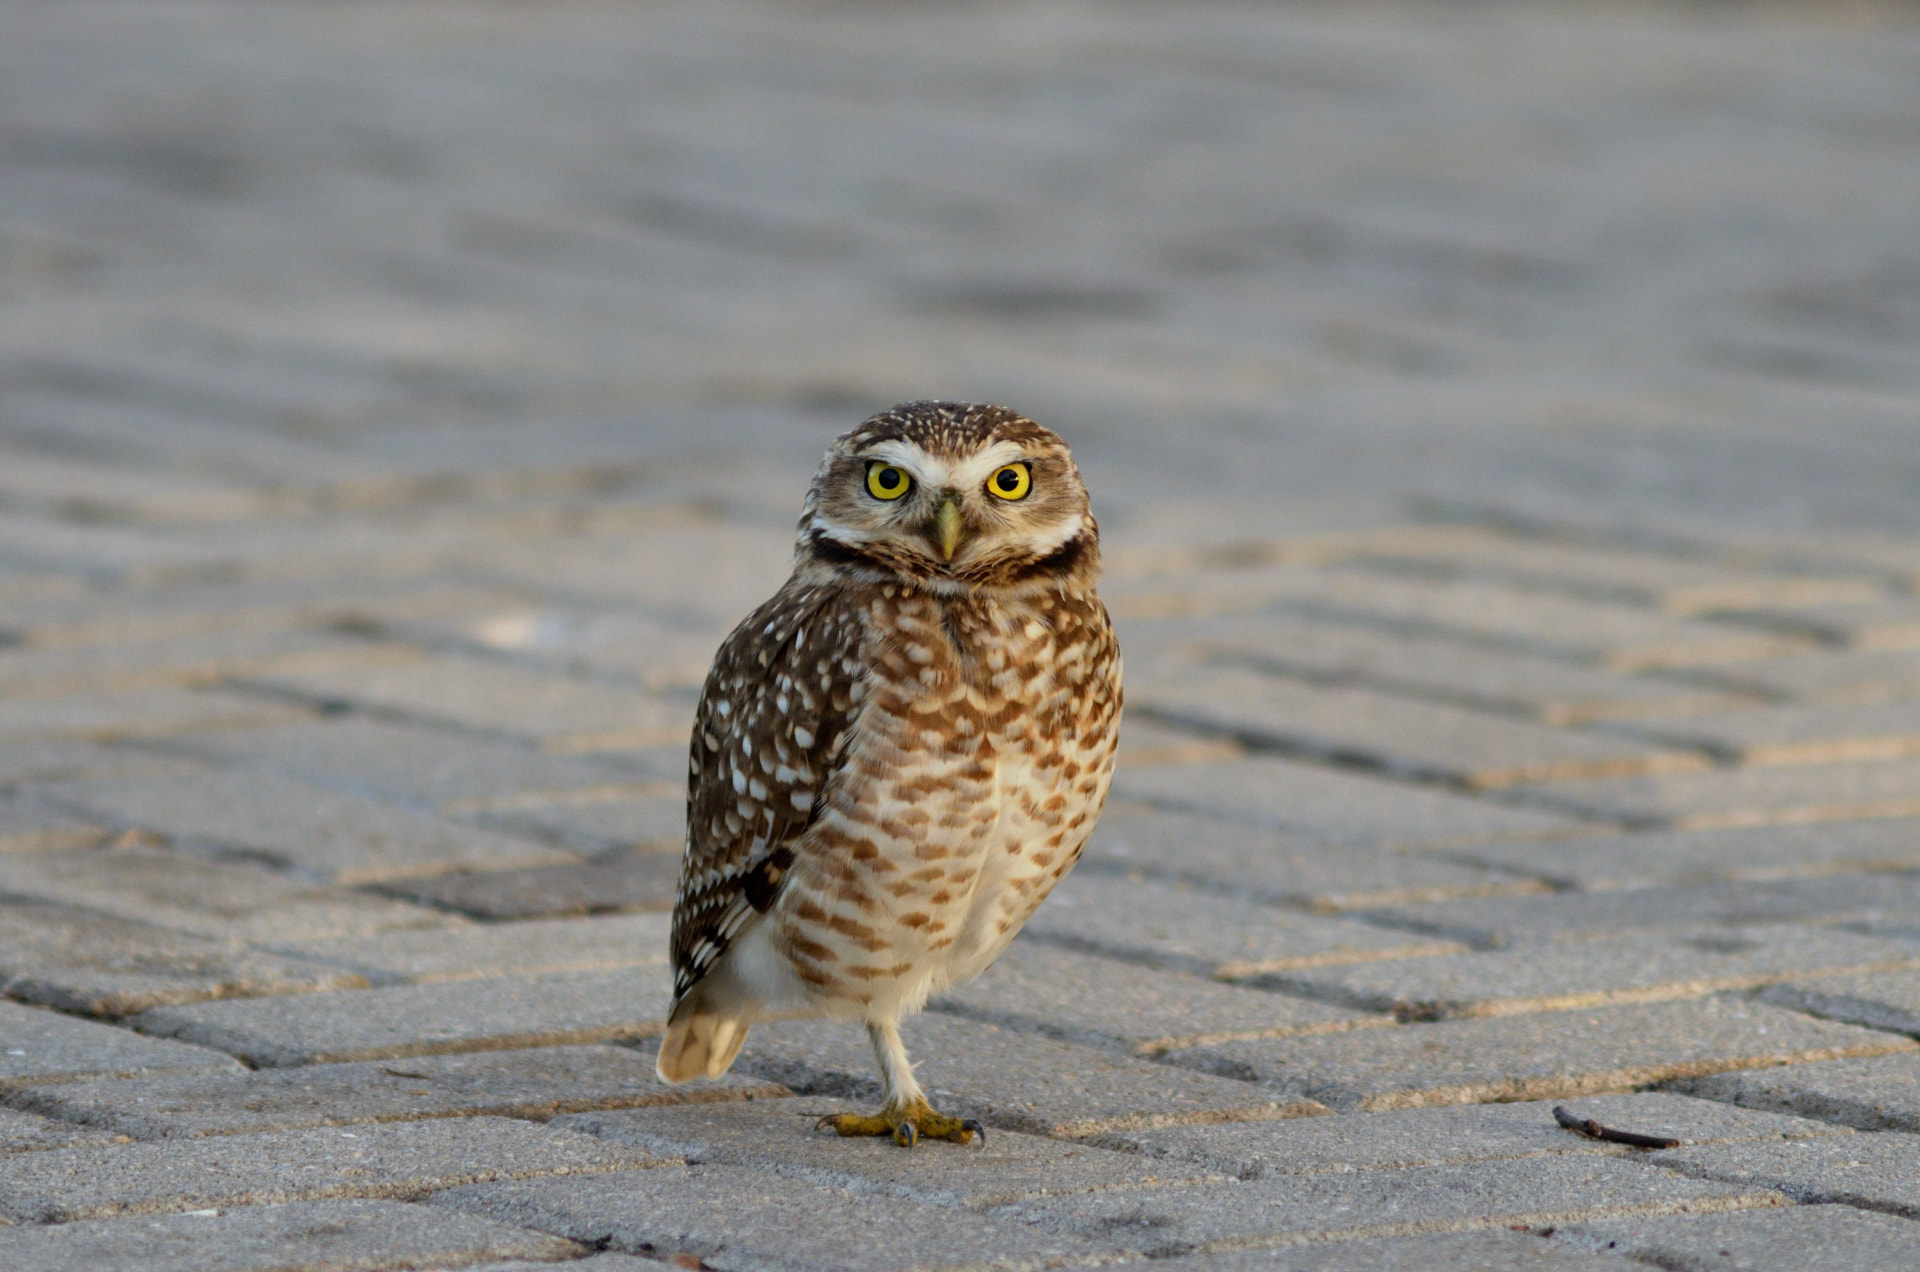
[763,584,1120,1018]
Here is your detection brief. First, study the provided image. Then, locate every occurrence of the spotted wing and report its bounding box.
[669,580,867,1003]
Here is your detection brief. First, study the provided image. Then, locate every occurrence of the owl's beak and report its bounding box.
[933,498,964,561]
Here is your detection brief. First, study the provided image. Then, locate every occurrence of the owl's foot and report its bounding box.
[815,1101,985,1147]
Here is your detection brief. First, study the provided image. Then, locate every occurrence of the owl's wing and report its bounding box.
[669,580,867,1003]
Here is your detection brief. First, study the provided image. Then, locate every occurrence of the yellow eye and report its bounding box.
[986,463,1031,501]
[866,463,911,501]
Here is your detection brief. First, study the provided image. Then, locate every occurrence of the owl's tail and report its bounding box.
[656,996,751,1084]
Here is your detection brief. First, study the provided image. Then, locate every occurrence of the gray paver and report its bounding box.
[0,899,366,1016]
[1087,1093,1849,1180]
[1661,1132,1920,1217]
[432,1165,1108,1272]
[1675,1052,1920,1133]
[1116,756,1589,848]
[1748,598,1920,651]
[0,792,106,851]
[0,1106,129,1154]
[1442,818,1920,891]
[1510,756,1920,829]
[1004,1155,1785,1255]
[0,1115,669,1223]
[1273,925,1920,1021]
[1121,612,1759,724]
[932,941,1384,1055]
[278,912,671,984]
[1134,667,1707,787]
[0,999,242,1090]
[132,966,675,1066]
[0,628,415,697]
[45,770,575,883]
[1086,805,1540,910]
[1024,871,1465,979]
[463,785,686,854]
[557,1099,1226,1207]
[1167,998,1915,1112]
[1617,700,1920,766]
[166,715,655,810]
[1757,968,1920,1036]
[1710,648,1920,707]
[0,739,203,786]
[1358,872,1920,948]
[250,656,690,752]
[1161,1229,1647,1270]
[0,1197,585,1272]
[0,687,310,744]
[368,847,681,919]
[11,1045,788,1139]
[0,845,458,942]
[735,1013,1321,1137]
[1557,1203,1920,1272]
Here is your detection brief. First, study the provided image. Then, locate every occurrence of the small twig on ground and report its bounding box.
[1552,1105,1680,1150]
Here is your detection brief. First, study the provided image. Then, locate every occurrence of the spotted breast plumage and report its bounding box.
[656,401,1122,1147]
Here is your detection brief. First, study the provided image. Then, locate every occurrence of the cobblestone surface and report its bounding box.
[3,1,1919,1266]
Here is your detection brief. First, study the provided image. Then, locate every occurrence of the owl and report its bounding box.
[655,401,1122,1147]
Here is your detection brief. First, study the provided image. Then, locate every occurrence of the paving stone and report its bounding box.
[0,999,242,1090]
[1618,700,1920,766]
[1673,1053,1920,1133]
[557,1098,1226,1207]
[0,1106,129,1153]
[1165,998,1915,1112]
[1123,612,1758,723]
[418,603,728,691]
[166,716,657,811]
[0,792,106,851]
[462,1256,659,1272]
[251,656,690,752]
[368,847,682,918]
[1023,871,1467,979]
[0,739,203,786]
[0,844,458,942]
[735,1012,1319,1137]
[1707,648,1920,707]
[0,1116,670,1223]
[1747,598,1920,651]
[1134,667,1708,788]
[1660,1131,1920,1217]
[0,628,413,697]
[45,770,575,883]
[1112,717,1247,768]
[1003,1154,1785,1255]
[1349,540,1886,617]
[1443,819,1920,891]
[461,784,686,853]
[132,966,675,1065]
[1556,1203,1920,1272]
[1756,968,1920,1037]
[1275,925,1920,1022]
[1116,756,1590,849]
[932,941,1385,1055]
[1085,806,1540,910]
[1510,756,1920,829]
[1359,872,1920,948]
[1156,1229,1648,1270]
[431,1163,1107,1272]
[0,687,310,743]
[0,577,527,649]
[281,912,671,984]
[1142,569,1821,670]
[12,1045,788,1139]
[1087,1093,1849,1180]
[0,899,366,1016]
[0,1197,586,1272]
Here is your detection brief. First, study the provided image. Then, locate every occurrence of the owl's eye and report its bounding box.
[986,463,1031,501]
[866,463,911,501]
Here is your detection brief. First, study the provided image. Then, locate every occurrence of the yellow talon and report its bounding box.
[814,1100,984,1147]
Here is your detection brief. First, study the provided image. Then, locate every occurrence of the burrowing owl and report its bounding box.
[656,401,1122,1146]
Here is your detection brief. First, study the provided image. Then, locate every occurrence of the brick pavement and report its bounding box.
[3,2,1920,1268]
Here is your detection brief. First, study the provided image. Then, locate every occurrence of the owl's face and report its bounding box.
[797,402,1098,591]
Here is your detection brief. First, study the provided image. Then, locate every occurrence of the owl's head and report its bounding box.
[796,401,1099,592]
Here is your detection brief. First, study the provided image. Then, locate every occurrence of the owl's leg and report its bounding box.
[814,1019,984,1147]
